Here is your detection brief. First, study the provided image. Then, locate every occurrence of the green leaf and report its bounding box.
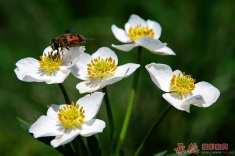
[87,135,101,156]
[166,153,189,156]
[153,150,167,156]
[33,137,77,156]
[16,117,30,130]
[33,115,38,120]
[153,150,189,156]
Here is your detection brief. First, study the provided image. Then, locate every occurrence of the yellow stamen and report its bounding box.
[128,24,155,41]
[58,102,85,129]
[170,72,196,99]
[39,52,62,73]
[87,56,117,80]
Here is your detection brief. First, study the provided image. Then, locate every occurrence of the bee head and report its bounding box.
[50,39,60,52]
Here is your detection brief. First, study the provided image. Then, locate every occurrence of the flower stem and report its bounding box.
[71,139,83,156]
[133,104,172,156]
[58,83,70,104]
[114,46,142,156]
[77,136,92,156]
[102,87,116,156]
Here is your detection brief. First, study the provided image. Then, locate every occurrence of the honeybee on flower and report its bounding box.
[50,27,94,53]
[14,46,85,84]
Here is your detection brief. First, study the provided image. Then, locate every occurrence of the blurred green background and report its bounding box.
[0,0,234,155]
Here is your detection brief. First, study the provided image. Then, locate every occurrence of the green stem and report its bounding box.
[77,136,92,156]
[71,139,82,156]
[102,87,116,156]
[58,83,70,104]
[114,46,142,156]
[133,104,172,156]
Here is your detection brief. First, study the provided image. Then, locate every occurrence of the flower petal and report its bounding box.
[173,70,182,75]
[162,93,185,111]
[195,82,220,107]
[80,119,106,137]
[76,79,102,94]
[163,82,220,113]
[186,82,220,108]
[125,14,147,32]
[135,37,167,52]
[47,104,68,121]
[147,19,162,39]
[14,57,49,82]
[115,63,140,78]
[76,92,105,121]
[111,25,131,43]
[43,68,70,84]
[70,53,92,80]
[112,43,138,51]
[62,46,85,67]
[145,63,173,92]
[180,95,205,113]
[29,115,64,138]
[92,47,118,64]
[99,63,140,86]
[51,129,81,148]
[153,46,176,55]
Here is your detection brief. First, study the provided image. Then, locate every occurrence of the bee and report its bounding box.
[50,27,94,53]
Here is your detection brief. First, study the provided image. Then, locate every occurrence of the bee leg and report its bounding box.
[58,48,65,59]
[58,48,64,61]
[66,47,70,51]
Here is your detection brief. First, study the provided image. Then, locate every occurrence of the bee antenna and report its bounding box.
[84,37,95,41]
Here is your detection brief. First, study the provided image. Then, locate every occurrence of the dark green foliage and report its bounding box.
[1,0,234,155]
[87,135,102,156]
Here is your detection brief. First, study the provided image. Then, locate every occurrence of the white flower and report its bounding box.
[14,46,85,84]
[146,63,220,113]
[29,92,105,148]
[71,47,140,93]
[111,14,175,55]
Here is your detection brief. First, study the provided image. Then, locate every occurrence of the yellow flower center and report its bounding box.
[170,72,196,99]
[58,102,85,129]
[39,52,62,73]
[87,56,117,80]
[128,24,155,41]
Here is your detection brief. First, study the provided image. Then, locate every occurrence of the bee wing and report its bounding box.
[65,27,76,34]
